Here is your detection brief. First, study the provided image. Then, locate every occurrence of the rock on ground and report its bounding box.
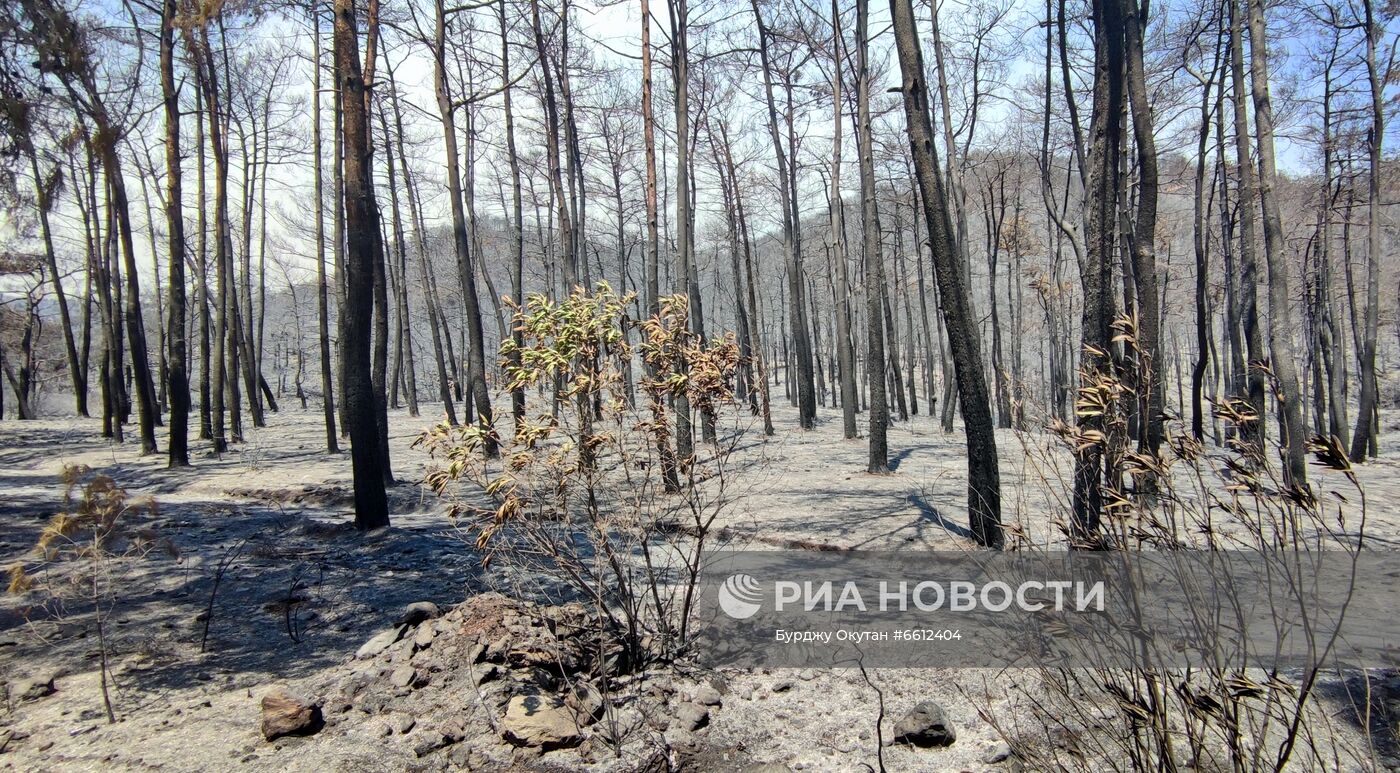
[891,700,955,748]
[395,601,441,627]
[355,625,408,660]
[501,692,587,750]
[675,702,711,731]
[260,687,323,741]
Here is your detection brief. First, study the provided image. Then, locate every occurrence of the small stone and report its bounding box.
[437,718,468,745]
[890,700,955,748]
[798,669,817,681]
[396,601,441,627]
[693,684,723,707]
[486,636,511,662]
[412,733,449,758]
[674,702,710,732]
[595,709,643,745]
[360,721,392,739]
[14,674,56,702]
[566,682,605,719]
[643,699,670,730]
[984,741,1013,764]
[471,664,502,687]
[356,625,407,660]
[389,714,416,735]
[389,666,419,689]
[260,687,322,741]
[771,681,794,693]
[501,693,585,750]
[413,626,436,649]
[663,727,694,748]
[327,700,353,715]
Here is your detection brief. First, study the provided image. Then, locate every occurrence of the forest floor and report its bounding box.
[0,400,1398,771]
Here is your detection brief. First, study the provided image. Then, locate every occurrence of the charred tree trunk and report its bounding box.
[1245,0,1309,491]
[161,0,189,467]
[751,0,817,430]
[668,0,697,459]
[889,0,1002,547]
[1227,0,1267,459]
[640,0,682,490]
[1071,0,1126,541]
[859,0,889,471]
[334,0,390,529]
[1351,0,1383,462]
[1123,0,1164,476]
[311,5,340,453]
[500,0,526,429]
[829,3,859,440]
[435,0,496,458]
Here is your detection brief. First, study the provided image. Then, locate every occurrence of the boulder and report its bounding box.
[260,687,323,741]
[501,693,585,750]
[890,700,955,748]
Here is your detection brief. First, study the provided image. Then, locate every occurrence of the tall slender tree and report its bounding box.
[1072,0,1126,540]
[161,0,189,467]
[888,0,1002,547]
[311,1,339,453]
[334,0,389,529]
[1351,0,1386,462]
[828,0,859,441]
[1245,0,1309,491]
[1122,0,1164,476]
[751,0,817,430]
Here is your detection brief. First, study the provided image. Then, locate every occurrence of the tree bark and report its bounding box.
[668,0,696,460]
[435,0,496,458]
[1122,0,1164,476]
[1189,30,1222,442]
[829,2,859,440]
[161,0,190,467]
[1244,0,1309,491]
[640,0,682,490]
[888,0,1002,547]
[1351,0,1383,462]
[334,0,390,529]
[1227,0,1267,459]
[750,0,817,430]
[500,0,526,429]
[311,4,340,453]
[1072,0,1126,541]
